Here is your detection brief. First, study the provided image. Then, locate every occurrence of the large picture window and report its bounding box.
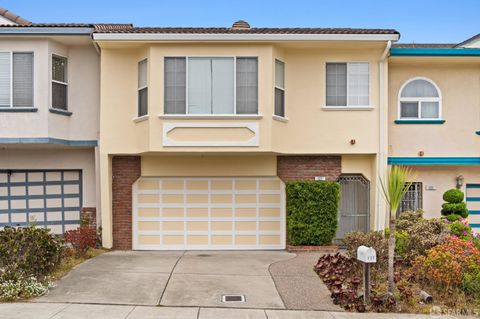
[0,52,34,108]
[164,56,258,115]
[398,78,441,119]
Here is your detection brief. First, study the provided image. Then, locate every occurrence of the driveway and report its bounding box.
[37,251,295,309]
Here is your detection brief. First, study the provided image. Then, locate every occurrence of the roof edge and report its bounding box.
[390,47,480,57]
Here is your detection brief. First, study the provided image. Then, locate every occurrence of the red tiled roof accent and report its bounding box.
[0,7,32,25]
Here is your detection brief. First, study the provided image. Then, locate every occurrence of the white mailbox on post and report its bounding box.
[357,245,377,263]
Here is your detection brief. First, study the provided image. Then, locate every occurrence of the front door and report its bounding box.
[335,174,370,241]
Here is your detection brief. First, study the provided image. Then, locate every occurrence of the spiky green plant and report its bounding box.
[380,165,415,294]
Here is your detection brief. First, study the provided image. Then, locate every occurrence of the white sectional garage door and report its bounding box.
[132,177,285,250]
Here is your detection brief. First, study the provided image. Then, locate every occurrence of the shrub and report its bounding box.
[64,226,97,256]
[286,181,339,246]
[462,267,480,296]
[443,189,464,203]
[441,189,468,218]
[0,226,64,279]
[0,275,50,301]
[396,210,423,231]
[395,230,409,258]
[446,214,462,222]
[344,231,388,270]
[449,220,472,240]
[413,236,480,288]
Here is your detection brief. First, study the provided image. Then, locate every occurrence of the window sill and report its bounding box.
[272,115,288,123]
[158,114,263,120]
[0,107,38,113]
[49,108,72,116]
[395,119,445,124]
[133,115,149,123]
[322,106,374,111]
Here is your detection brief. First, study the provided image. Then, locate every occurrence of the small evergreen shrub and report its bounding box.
[344,231,388,270]
[64,226,97,256]
[0,226,64,279]
[441,189,468,218]
[286,181,339,246]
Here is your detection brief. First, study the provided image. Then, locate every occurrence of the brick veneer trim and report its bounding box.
[277,155,341,182]
[112,156,141,250]
[80,207,97,229]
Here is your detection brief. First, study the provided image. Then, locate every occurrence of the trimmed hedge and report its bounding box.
[286,181,340,246]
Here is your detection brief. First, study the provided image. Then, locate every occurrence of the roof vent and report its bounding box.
[232,20,250,30]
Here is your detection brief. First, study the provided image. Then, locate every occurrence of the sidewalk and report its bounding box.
[0,302,459,319]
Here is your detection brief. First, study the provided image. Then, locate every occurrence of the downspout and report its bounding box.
[376,40,391,230]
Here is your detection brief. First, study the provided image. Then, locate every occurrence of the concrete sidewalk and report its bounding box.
[0,302,459,319]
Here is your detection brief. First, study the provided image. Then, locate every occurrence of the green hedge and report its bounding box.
[286,181,340,246]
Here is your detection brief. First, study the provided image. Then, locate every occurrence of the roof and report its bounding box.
[0,23,133,30]
[92,26,399,35]
[0,7,31,25]
[455,33,480,48]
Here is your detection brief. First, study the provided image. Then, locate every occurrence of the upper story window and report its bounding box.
[398,78,441,119]
[0,52,34,108]
[164,56,258,115]
[274,59,285,117]
[138,59,148,117]
[52,55,68,110]
[326,62,369,107]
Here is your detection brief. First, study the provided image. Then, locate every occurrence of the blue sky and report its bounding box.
[2,0,478,43]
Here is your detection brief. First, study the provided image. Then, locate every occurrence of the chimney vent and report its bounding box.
[232,20,250,30]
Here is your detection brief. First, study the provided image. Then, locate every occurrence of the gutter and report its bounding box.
[92,33,400,42]
[376,40,391,231]
[0,27,94,35]
[390,48,480,57]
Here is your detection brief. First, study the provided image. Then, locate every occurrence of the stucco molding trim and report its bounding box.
[0,108,38,113]
[133,115,149,123]
[394,120,445,124]
[0,137,97,147]
[272,115,289,123]
[388,157,480,165]
[49,108,72,116]
[162,122,259,147]
[158,114,263,120]
[322,106,374,111]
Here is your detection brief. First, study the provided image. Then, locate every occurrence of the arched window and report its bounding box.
[398,78,441,119]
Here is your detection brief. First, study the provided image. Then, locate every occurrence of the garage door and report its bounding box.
[133,177,285,250]
[466,184,480,234]
[0,170,82,234]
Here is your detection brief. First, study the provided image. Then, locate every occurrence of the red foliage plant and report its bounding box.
[64,226,97,255]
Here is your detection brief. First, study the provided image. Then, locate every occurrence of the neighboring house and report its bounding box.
[388,36,480,233]
[93,22,399,250]
[0,9,103,233]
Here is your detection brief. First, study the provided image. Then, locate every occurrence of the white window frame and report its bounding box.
[137,58,148,118]
[397,77,442,120]
[51,53,68,110]
[163,55,259,116]
[0,51,35,109]
[324,61,370,108]
[274,59,286,119]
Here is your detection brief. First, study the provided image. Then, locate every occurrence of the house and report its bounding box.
[388,37,480,233]
[93,22,399,249]
[0,9,102,233]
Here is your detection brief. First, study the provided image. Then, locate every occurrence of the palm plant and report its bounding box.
[380,165,415,294]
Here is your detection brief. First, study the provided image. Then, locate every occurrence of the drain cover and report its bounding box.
[222,295,246,302]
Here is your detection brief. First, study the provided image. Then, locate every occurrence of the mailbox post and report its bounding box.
[357,245,377,302]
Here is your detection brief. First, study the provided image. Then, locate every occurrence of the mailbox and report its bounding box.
[357,245,377,263]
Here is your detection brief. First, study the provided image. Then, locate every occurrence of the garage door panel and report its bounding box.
[0,170,82,234]
[133,177,285,250]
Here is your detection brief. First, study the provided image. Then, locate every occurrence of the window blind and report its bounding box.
[236,58,258,114]
[347,62,369,106]
[13,52,33,108]
[0,52,10,107]
[164,57,186,114]
[138,59,148,117]
[326,63,347,106]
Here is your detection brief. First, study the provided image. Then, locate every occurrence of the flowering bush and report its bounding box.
[413,236,480,288]
[64,226,97,256]
[0,275,50,301]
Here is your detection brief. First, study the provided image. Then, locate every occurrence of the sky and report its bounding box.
[1,0,479,43]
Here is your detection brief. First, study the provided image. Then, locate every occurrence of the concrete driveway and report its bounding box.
[37,250,295,309]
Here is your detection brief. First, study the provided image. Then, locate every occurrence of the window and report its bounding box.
[52,55,68,110]
[274,59,285,117]
[0,52,33,108]
[398,78,441,119]
[398,182,423,216]
[164,56,258,115]
[326,62,369,107]
[138,59,148,117]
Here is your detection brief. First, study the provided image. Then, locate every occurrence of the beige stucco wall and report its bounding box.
[405,165,480,219]
[98,41,387,155]
[0,38,99,141]
[0,148,97,208]
[388,58,480,157]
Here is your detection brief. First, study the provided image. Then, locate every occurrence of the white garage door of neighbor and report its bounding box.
[132,177,286,250]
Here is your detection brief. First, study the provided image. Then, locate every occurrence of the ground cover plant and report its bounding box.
[315,209,480,314]
[0,220,104,301]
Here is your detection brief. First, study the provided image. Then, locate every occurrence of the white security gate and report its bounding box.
[133,177,285,250]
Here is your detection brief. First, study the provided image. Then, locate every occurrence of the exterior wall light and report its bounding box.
[456,175,464,189]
